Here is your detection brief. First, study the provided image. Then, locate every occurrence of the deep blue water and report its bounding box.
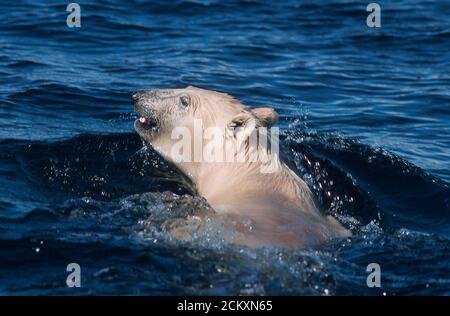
[0,0,449,295]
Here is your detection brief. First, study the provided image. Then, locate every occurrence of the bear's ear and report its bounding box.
[226,111,257,138]
[227,111,255,129]
[251,107,278,127]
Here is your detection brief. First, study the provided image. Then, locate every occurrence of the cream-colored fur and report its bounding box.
[133,86,351,248]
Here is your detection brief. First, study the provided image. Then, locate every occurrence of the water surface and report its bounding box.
[0,0,449,295]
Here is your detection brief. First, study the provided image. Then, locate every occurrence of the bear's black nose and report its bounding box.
[132,90,145,101]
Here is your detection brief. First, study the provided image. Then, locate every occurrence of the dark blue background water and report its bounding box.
[0,0,449,295]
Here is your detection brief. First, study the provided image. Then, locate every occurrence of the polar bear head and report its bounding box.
[132,86,278,169]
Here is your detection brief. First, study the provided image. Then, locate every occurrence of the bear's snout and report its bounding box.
[132,90,148,102]
[132,90,159,118]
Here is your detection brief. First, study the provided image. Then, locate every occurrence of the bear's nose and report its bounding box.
[132,90,146,101]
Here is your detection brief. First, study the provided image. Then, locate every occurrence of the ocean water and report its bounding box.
[0,0,449,295]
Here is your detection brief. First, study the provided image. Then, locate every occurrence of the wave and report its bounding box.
[1,131,448,231]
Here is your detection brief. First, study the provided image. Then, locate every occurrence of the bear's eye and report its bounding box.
[180,95,190,108]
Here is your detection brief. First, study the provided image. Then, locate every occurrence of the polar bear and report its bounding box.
[132,86,350,248]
